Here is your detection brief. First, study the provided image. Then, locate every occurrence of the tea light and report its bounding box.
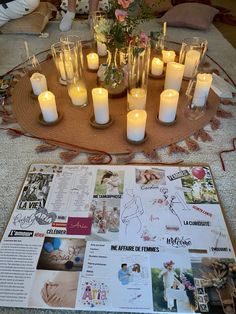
[184,50,201,78]
[162,50,176,63]
[192,73,212,107]
[159,89,179,123]
[151,57,164,76]
[38,91,58,123]
[97,41,107,57]
[87,52,99,70]
[68,85,87,107]
[30,72,47,96]
[127,109,147,142]
[128,88,147,110]
[164,62,185,92]
[92,88,109,124]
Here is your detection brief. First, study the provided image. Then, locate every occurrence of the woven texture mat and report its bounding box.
[12,59,219,154]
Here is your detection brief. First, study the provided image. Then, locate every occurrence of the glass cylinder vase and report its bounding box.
[127,42,151,111]
[61,43,88,108]
[179,37,208,80]
[98,48,127,98]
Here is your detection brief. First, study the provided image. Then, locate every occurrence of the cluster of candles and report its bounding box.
[29,30,212,142]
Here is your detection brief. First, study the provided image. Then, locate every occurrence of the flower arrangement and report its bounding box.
[94,0,153,51]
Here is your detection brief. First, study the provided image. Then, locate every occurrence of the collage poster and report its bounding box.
[0,164,235,313]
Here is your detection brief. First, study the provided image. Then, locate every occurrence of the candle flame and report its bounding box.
[134,113,139,118]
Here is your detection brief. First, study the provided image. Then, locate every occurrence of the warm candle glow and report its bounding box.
[164,62,185,92]
[128,88,147,110]
[159,89,179,123]
[183,50,201,78]
[192,73,212,107]
[151,57,164,76]
[68,84,87,107]
[30,72,47,96]
[38,91,58,122]
[87,52,99,70]
[127,109,147,141]
[92,87,109,124]
[162,50,176,63]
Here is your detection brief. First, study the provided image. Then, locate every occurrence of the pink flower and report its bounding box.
[118,0,134,9]
[115,9,128,22]
[139,32,149,47]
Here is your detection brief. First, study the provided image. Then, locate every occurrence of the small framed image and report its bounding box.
[199,303,209,312]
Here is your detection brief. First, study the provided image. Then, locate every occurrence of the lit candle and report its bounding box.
[38,91,58,123]
[97,41,107,57]
[162,50,176,63]
[151,57,164,76]
[184,50,201,78]
[68,85,87,107]
[192,73,212,107]
[30,72,47,96]
[64,60,74,80]
[127,109,147,142]
[164,62,185,92]
[87,52,99,70]
[92,88,109,124]
[128,88,147,111]
[159,89,179,123]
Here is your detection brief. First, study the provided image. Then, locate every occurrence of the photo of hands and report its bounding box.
[28,270,79,308]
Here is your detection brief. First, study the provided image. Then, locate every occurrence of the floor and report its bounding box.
[212,0,236,48]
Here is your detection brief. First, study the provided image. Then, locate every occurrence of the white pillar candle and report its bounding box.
[97,41,107,57]
[151,57,164,76]
[128,88,147,110]
[162,50,176,63]
[192,73,212,107]
[87,52,99,70]
[92,88,109,124]
[38,91,58,123]
[184,50,201,78]
[68,85,87,107]
[159,89,179,123]
[127,109,147,142]
[30,72,48,96]
[64,60,74,80]
[164,62,185,92]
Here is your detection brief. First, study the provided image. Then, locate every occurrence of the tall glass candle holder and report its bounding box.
[91,11,108,56]
[179,37,208,79]
[61,43,88,108]
[127,42,150,111]
[60,35,84,71]
[51,42,67,85]
[184,73,212,120]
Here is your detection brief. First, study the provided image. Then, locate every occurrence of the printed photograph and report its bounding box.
[181,167,219,204]
[151,252,196,313]
[28,270,79,308]
[117,262,148,286]
[94,169,124,196]
[37,237,86,271]
[191,257,236,314]
[88,198,121,241]
[135,168,166,186]
[18,173,53,207]
[29,164,63,174]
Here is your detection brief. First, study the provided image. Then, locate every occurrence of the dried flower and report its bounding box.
[118,0,134,9]
[115,9,128,22]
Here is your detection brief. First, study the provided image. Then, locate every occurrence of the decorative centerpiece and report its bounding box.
[94,0,152,97]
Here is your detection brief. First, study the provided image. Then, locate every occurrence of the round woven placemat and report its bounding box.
[12,59,219,154]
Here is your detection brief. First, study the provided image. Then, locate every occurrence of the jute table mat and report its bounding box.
[12,59,219,154]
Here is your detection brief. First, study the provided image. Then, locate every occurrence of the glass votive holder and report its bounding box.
[127,42,150,111]
[184,73,212,120]
[179,37,208,79]
[51,42,67,85]
[67,77,88,108]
